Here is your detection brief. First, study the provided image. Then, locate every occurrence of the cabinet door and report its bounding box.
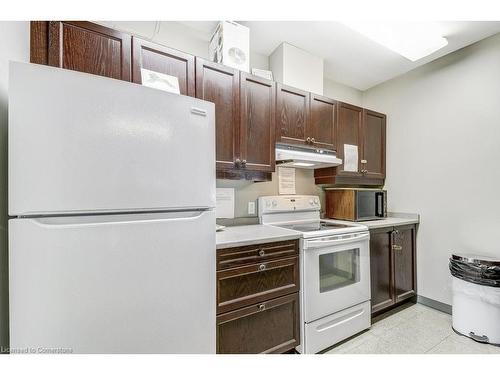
[131,37,195,96]
[370,228,394,314]
[335,102,363,176]
[217,256,299,314]
[276,84,310,146]
[239,73,276,172]
[48,21,131,81]
[217,240,298,271]
[362,109,386,180]
[196,58,240,171]
[217,293,300,354]
[310,94,336,150]
[393,225,417,302]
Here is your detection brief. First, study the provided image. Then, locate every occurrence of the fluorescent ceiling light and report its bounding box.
[342,21,448,61]
[293,162,315,167]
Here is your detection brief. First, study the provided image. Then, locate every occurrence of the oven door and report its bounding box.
[303,232,370,323]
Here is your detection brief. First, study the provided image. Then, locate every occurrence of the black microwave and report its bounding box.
[325,189,387,221]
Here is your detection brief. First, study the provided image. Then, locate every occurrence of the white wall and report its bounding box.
[0,21,30,351]
[217,170,325,219]
[270,43,324,95]
[363,32,500,305]
[324,78,363,106]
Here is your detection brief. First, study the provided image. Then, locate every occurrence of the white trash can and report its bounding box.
[450,254,500,345]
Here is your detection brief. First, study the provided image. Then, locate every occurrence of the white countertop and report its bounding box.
[328,213,419,230]
[216,224,301,250]
[216,213,419,249]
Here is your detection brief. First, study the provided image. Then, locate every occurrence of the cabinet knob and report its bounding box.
[258,264,266,271]
[392,245,403,251]
[258,304,266,311]
[361,159,367,164]
[259,249,265,257]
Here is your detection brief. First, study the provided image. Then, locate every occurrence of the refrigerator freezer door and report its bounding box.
[9,62,215,216]
[9,210,216,353]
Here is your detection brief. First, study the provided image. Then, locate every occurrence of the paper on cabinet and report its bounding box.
[343,144,358,172]
[278,167,296,195]
[140,68,180,94]
[216,188,234,218]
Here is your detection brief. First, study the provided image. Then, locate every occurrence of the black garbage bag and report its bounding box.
[450,255,500,288]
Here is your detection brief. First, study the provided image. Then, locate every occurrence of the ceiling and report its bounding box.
[179,21,500,90]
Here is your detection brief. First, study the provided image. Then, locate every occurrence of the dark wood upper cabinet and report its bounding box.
[30,21,49,65]
[276,84,310,146]
[132,37,195,96]
[239,72,276,172]
[195,58,240,171]
[47,21,131,81]
[370,225,417,316]
[309,94,336,150]
[315,102,386,186]
[362,109,386,180]
[393,225,417,303]
[335,102,363,177]
[30,22,386,184]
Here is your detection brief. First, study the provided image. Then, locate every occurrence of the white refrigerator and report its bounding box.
[8,62,216,353]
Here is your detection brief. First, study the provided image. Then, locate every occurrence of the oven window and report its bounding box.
[319,248,360,293]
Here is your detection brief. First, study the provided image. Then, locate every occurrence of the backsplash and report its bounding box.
[216,169,325,225]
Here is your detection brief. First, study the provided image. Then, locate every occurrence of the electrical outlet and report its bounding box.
[248,201,256,215]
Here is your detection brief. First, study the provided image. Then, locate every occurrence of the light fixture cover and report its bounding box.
[343,21,448,61]
[293,162,315,167]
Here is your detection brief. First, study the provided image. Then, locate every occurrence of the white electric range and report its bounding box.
[258,195,371,354]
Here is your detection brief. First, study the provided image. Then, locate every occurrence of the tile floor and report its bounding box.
[326,302,500,354]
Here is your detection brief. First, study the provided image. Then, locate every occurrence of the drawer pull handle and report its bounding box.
[258,264,266,271]
[259,250,265,257]
[258,304,266,311]
[392,245,402,251]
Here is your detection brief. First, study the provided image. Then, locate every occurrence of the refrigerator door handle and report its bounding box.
[27,210,212,228]
[190,107,208,116]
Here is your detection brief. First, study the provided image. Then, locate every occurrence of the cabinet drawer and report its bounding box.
[217,293,300,354]
[217,240,298,270]
[217,256,299,314]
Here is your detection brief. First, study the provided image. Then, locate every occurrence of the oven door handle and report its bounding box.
[305,233,370,248]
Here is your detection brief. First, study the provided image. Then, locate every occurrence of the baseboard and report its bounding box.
[417,295,452,315]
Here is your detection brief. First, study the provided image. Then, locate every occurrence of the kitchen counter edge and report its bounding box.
[216,224,302,250]
[329,212,420,230]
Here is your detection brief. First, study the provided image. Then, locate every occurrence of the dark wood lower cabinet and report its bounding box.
[217,256,299,314]
[217,293,300,354]
[216,240,300,354]
[370,224,417,316]
[370,228,394,313]
[393,226,417,302]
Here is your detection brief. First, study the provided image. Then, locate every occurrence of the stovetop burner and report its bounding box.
[274,221,352,232]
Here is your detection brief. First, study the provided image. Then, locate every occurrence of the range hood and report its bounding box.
[275,143,342,169]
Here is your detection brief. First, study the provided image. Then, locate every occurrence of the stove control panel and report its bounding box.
[258,195,321,215]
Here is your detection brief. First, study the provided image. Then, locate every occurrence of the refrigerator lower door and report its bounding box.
[9,210,215,353]
[9,62,215,216]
